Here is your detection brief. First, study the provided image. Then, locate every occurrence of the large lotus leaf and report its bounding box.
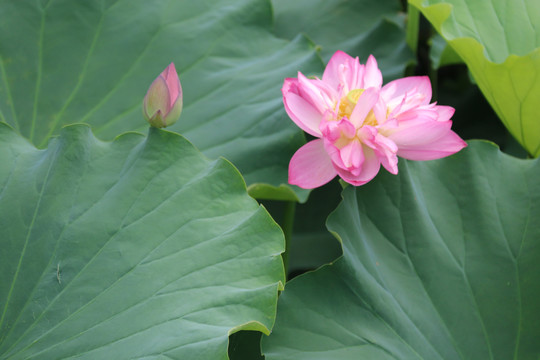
[409,0,540,157]
[0,0,321,202]
[263,141,540,359]
[0,122,285,359]
[272,0,413,81]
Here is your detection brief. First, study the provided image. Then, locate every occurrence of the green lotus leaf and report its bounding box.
[272,0,413,80]
[410,0,540,157]
[263,141,540,359]
[0,0,321,201]
[0,123,285,359]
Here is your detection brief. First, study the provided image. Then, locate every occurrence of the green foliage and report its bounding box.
[0,123,285,359]
[263,141,540,359]
[410,0,540,157]
[1,0,539,359]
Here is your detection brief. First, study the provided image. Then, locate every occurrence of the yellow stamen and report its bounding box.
[347,89,365,104]
[363,111,378,127]
[336,89,378,127]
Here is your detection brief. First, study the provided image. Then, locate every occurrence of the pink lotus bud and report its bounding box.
[143,62,183,128]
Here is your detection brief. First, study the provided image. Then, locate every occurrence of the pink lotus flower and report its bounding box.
[283,50,467,189]
[143,62,183,128]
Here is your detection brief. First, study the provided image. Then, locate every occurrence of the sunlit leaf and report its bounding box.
[410,0,540,157]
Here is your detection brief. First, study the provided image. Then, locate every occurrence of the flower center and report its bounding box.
[337,89,378,127]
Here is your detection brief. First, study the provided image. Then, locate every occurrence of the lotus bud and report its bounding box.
[143,62,183,128]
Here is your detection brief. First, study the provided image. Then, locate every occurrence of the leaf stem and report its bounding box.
[429,65,438,102]
[406,3,420,55]
[280,200,296,280]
